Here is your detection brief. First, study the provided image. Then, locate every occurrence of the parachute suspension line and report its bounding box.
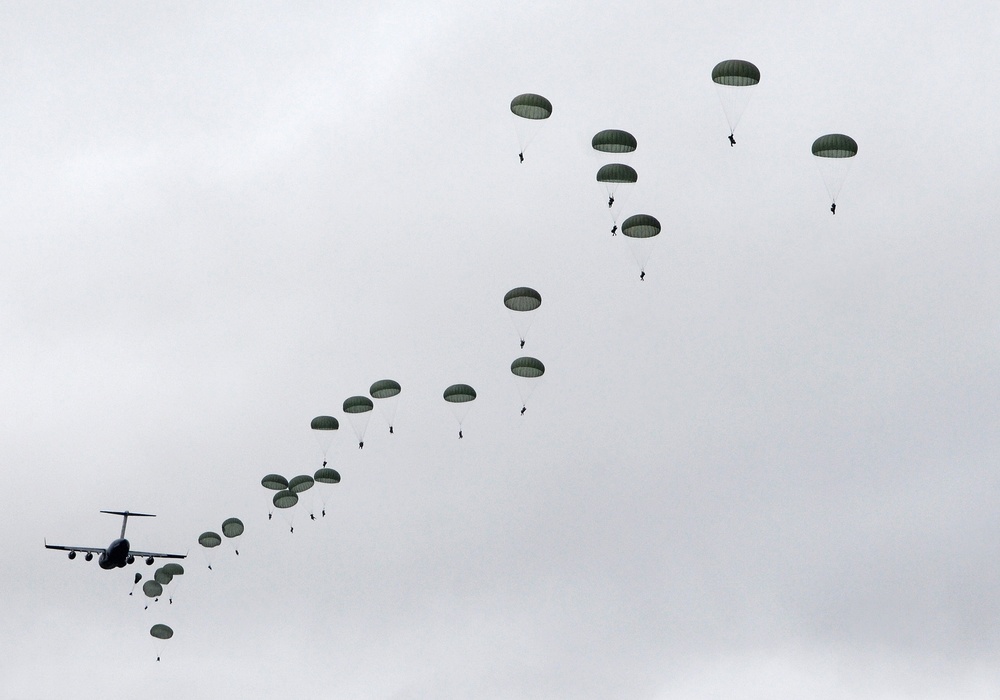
[504,287,541,349]
[813,156,854,205]
[509,93,552,158]
[812,133,858,209]
[712,60,760,140]
[444,384,477,439]
[511,356,544,412]
[515,125,541,156]
[620,214,661,279]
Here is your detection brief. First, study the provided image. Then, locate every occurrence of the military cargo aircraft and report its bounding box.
[45,511,186,569]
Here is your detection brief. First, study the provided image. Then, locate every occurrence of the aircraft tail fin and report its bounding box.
[101,511,156,539]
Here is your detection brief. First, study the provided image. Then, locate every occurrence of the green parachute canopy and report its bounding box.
[343,397,374,443]
[310,416,339,431]
[504,287,542,347]
[273,490,298,509]
[811,133,858,158]
[343,396,373,414]
[510,93,552,120]
[221,518,244,538]
[161,563,184,576]
[369,380,401,399]
[143,580,163,598]
[314,467,341,484]
[153,568,173,586]
[591,129,637,153]
[712,60,760,135]
[504,287,541,312]
[510,357,545,378]
[198,532,222,548]
[311,416,339,461]
[288,475,315,493]
[443,384,477,403]
[369,379,402,433]
[812,134,858,205]
[261,474,288,491]
[622,214,661,239]
[596,163,638,184]
[711,59,760,86]
[150,624,173,640]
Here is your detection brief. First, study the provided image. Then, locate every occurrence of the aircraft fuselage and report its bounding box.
[99,538,130,569]
[45,510,185,567]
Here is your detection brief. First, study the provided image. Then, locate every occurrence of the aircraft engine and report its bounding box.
[67,551,76,560]
[84,552,93,561]
[99,552,113,569]
[145,556,154,565]
[126,554,135,565]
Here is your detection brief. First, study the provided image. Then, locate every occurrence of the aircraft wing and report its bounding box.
[44,542,105,554]
[130,549,186,560]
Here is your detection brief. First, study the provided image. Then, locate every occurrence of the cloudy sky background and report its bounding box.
[3,1,999,697]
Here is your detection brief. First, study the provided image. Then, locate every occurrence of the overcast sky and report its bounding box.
[3,1,1000,698]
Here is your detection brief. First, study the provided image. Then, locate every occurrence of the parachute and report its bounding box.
[712,59,761,86]
[198,531,221,570]
[310,415,340,430]
[510,357,545,412]
[621,214,662,276]
[154,562,184,604]
[288,475,315,493]
[149,623,173,661]
[272,490,298,509]
[812,133,858,209]
[712,59,760,140]
[287,476,315,518]
[221,517,244,538]
[261,474,288,491]
[510,356,545,378]
[503,286,542,312]
[222,517,244,556]
[369,379,401,399]
[157,563,184,604]
[272,490,299,533]
[343,396,374,448]
[150,623,173,639]
[310,416,339,466]
[621,214,661,238]
[596,163,638,185]
[198,532,221,548]
[443,384,477,436]
[369,379,401,434]
[591,129,637,154]
[261,474,288,525]
[510,93,552,120]
[596,163,638,226]
[313,467,341,517]
[142,580,162,607]
[314,467,341,484]
[504,287,541,348]
[150,567,179,604]
[443,384,477,403]
[510,93,552,159]
[812,133,859,158]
